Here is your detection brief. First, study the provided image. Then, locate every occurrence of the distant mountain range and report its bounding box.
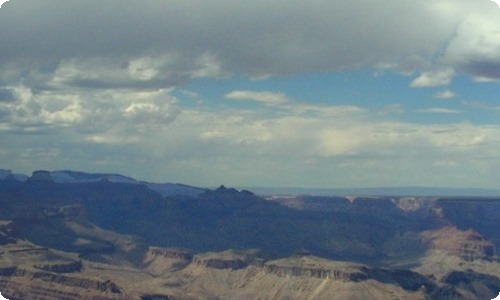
[3,168,500,197]
[0,169,207,198]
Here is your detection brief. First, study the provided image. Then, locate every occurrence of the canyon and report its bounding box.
[0,170,499,299]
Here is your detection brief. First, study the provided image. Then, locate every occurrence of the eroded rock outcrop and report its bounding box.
[421,226,496,261]
[2,267,120,292]
[0,266,125,300]
[261,255,368,282]
[0,221,16,245]
[190,249,266,270]
[34,260,82,273]
[29,170,53,182]
[148,247,193,261]
[263,263,367,281]
[194,257,248,270]
[143,247,194,275]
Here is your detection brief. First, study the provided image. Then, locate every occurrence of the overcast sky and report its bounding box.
[1,0,500,188]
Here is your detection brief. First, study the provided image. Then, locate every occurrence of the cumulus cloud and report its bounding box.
[225,91,289,105]
[410,69,455,87]
[0,86,179,135]
[443,11,500,80]
[190,53,228,79]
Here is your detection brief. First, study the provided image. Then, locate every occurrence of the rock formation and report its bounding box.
[422,226,496,261]
[28,170,53,182]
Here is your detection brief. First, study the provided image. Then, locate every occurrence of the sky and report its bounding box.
[1,1,500,189]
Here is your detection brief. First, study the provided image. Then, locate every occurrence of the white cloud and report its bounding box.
[288,104,366,117]
[410,69,455,87]
[85,134,140,145]
[190,53,228,79]
[127,56,160,81]
[417,108,463,114]
[165,108,500,187]
[474,76,499,82]
[443,11,500,79]
[433,90,457,99]
[50,56,184,90]
[0,85,179,136]
[0,291,8,300]
[3,95,500,187]
[225,91,289,106]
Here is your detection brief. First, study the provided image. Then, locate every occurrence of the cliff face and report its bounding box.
[1,267,120,291]
[0,221,16,245]
[147,247,193,261]
[0,265,126,300]
[422,226,496,261]
[434,199,500,249]
[194,257,248,270]
[34,260,82,273]
[143,247,194,275]
[28,170,53,182]
[0,223,130,300]
[147,248,260,271]
[262,262,367,281]
[0,272,137,299]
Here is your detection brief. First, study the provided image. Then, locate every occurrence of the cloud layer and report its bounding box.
[1,1,500,187]
[1,0,499,82]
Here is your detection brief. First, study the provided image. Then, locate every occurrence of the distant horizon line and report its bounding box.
[236,185,500,197]
[2,168,500,196]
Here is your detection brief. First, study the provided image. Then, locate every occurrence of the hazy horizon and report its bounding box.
[5,168,500,198]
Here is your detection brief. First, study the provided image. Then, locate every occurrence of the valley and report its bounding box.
[0,170,499,299]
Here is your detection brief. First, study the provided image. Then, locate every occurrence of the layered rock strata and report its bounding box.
[422,226,496,261]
